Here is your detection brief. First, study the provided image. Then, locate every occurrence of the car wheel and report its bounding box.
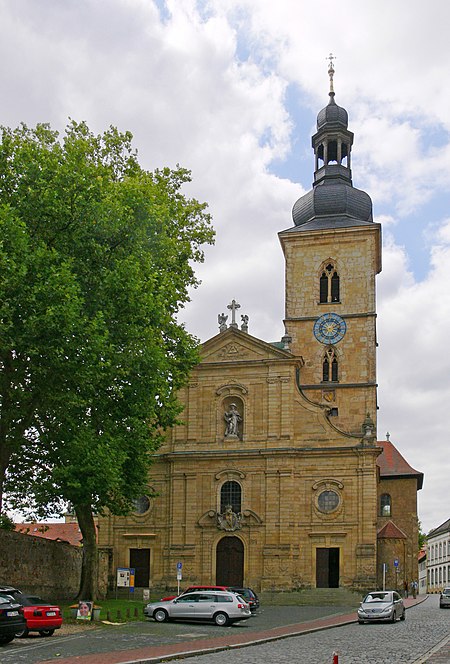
[358,619,365,624]
[400,611,406,621]
[0,634,15,645]
[16,627,30,638]
[153,608,169,623]
[213,612,229,626]
[39,629,55,637]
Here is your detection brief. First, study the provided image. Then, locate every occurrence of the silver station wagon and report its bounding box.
[144,590,252,626]
[357,590,406,624]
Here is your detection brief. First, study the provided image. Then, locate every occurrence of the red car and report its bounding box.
[14,595,63,637]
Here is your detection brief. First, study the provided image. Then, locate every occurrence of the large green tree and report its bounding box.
[0,121,214,598]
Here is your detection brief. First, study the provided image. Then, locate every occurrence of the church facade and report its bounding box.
[98,68,423,595]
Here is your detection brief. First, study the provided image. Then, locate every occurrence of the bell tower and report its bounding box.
[279,58,381,435]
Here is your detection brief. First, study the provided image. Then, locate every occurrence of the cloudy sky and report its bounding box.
[1,0,449,534]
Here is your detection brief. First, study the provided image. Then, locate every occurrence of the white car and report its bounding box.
[357,590,406,624]
[144,590,252,626]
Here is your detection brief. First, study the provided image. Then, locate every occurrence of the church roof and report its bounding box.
[376,440,424,490]
[377,520,407,539]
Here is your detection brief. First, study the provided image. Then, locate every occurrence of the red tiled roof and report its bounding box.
[14,522,83,546]
[376,440,423,489]
[377,520,407,539]
[418,548,426,562]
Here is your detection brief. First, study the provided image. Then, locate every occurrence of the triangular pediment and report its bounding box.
[200,328,294,364]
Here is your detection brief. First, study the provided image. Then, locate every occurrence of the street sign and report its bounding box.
[177,570,182,581]
[394,558,399,568]
[177,562,182,570]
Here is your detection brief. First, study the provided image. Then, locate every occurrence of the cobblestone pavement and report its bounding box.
[180,596,450,664]
[0,596,447,664]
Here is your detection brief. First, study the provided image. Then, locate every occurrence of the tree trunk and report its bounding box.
[75,504,98,601]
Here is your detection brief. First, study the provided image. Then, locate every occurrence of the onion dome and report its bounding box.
[291,56,373,230]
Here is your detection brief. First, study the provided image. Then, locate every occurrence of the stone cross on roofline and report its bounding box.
[218,300,249,333]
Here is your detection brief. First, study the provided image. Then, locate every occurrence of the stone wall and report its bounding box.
[0,530,82,600]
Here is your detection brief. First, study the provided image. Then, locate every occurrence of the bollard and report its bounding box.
[332,652,339,664]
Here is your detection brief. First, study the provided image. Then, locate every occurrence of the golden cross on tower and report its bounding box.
[327,52,336,95]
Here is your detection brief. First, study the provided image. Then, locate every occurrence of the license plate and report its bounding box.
[7,611,19,616]
[46,611,56,616]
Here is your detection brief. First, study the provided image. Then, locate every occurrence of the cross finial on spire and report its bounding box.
[327,52,336,96]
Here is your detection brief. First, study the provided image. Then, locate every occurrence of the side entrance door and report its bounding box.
[216,536,244,586]
[129,548,150,587]
[316,547,340,588]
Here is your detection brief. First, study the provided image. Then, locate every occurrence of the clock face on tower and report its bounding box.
[313,313,346,344]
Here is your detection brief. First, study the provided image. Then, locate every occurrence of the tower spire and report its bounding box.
[327,53,336,97]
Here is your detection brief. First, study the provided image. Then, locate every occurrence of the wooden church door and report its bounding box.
[216,537,244,586]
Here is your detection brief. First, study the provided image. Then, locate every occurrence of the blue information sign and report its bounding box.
[394,558,399,568]
[177,562,182,570]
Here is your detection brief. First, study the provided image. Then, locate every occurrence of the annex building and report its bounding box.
[98,67,423,595]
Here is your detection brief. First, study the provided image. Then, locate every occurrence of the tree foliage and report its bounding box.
[0,121,214,597]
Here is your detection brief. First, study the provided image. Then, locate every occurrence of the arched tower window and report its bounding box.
[322,347,338,382]
[319,262,340,303]
[380,493,391,517]
[220,481,241,514]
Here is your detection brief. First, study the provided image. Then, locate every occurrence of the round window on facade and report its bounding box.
[317,490,340,513]
[133,495,151,515]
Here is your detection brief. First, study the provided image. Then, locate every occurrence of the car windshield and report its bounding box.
[363,592,392,603]
[442,589,450,596]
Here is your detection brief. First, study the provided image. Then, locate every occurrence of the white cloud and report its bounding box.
[1,0,450,533]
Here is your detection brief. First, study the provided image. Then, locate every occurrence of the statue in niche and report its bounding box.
[224,403,242,438]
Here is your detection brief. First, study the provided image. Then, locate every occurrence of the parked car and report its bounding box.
[145,590,252,626]
[161,585,231,601]
[439,587,450,609]
[357,590,405,624]
[228,587,260,612]
[0,586,22,596]
[0,594,26,645]
[13,595,63,637]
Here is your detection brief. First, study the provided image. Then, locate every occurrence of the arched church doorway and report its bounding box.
[216,537,244,586]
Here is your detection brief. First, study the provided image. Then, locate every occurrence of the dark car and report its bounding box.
[13,595,63,637]
[357,590,405,624]
[0,586,22,596]
[0,594,26,645]
[228,587,260,612]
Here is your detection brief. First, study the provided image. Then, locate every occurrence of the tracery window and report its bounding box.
[380,493,391,517]
[220,481,241,514]
[322,347,338,382]
[319,262,340,303]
